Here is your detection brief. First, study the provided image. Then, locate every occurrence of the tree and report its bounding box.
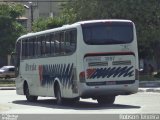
[0,3,26,57]
[31,0,160,69]
[61,0,160,68]
[32,17,66,32]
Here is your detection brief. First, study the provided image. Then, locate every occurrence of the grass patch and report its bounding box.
[0,84,15,87]
[139,75,160,81]
[0,79,15,87]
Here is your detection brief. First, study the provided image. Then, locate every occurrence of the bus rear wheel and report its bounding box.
[64,97,80,104]
[24,83,38,102]
[97,96,115,105]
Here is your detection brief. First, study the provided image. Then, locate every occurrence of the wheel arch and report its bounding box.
[53,79,62,97]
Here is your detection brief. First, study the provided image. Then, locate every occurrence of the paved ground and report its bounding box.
[1,79,160,120]
[0,90,160,114]
[1,80,160,93]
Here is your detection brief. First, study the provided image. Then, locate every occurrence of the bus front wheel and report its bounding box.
[24,83,38,102]
[55,84,64,105]
[97,96,115,105]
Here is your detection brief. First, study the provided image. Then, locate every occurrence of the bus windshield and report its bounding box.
[82,22,133,45]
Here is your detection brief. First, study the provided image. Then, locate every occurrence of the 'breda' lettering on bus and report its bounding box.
[25,63,37,71]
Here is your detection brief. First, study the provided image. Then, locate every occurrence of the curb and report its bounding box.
[139,81,160,88]
[0,87,16,90]
[138,88,160,93]
[138,81,160,93]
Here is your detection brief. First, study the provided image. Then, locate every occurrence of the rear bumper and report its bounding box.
[78,80,139,98]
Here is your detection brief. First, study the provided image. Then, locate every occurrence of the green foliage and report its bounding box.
[61,0,160,60]
[0,3,26,56]
[32,18,47,32]
[0,3,25,18]
[32,0,160,64]
[154,72,160,78]
[32,17,66,32]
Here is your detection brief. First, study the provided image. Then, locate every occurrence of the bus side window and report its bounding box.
[32,37,36,57]
[55,32,60,55]
[71,30,77,46]
[50,33,55,55]
[24,39,29,58]
[26,38,30,58]
[34,37,39,57]
[65,29,77,54]
[28,38,35,57]
[60,31,65,54]
[27,38,32,58]
[37,36,41,56]
[45,35,51,55]
[38,36,45,56]
[22,40,25,58]
[65,31,70,53]
[42,36,46,56]
[22,39,25,58]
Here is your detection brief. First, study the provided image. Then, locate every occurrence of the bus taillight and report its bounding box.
[79,71,85,83]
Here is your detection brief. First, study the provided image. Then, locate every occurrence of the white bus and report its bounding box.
[13,19,139,105]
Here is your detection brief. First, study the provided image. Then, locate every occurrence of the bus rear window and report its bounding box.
[82,22,133,45]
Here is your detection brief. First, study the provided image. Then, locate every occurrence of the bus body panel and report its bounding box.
[78,80,139,98]
[15,19,139,101]
[84,54,136,82]
[76,21,139,97]
[16,54,78,98]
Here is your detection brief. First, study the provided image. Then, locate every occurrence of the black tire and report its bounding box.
[64,97,80,104]
[97,96,115,105]
[70,97,80,103]
[55,84,64,105]
[24,83,38,102]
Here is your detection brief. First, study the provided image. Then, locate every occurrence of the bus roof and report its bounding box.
[75,19,132,25]
[17,19,133,41]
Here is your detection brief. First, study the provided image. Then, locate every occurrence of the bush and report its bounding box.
[32,17,66,32]
[154,72,160,78]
